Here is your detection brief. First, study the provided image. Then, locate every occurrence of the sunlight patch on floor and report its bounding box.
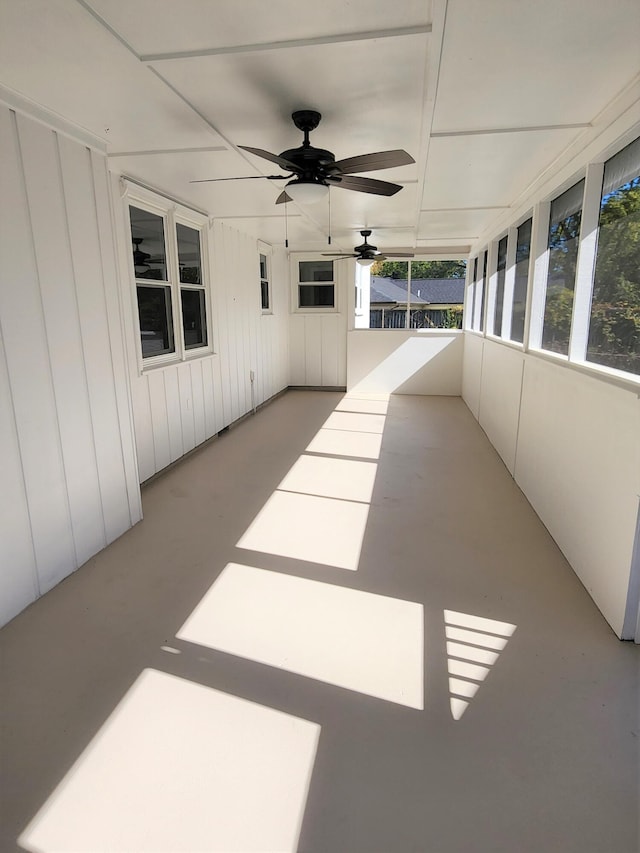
[19,669,320,853]
[177,563,425,709]
[305,427,382,460]
[237,490,369,570]
[322,410,386,434]
[277,455,378,503]
[335,397,389,415]
[445,610,516,720]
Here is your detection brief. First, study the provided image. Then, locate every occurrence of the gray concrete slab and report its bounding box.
[1,391,638,852]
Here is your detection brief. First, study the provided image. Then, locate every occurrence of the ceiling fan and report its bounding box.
[132,238,166,276]
[191,110,414,205]
[324,230,414,266]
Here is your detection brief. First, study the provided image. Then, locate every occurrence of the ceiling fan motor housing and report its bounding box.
[354,231,379,258]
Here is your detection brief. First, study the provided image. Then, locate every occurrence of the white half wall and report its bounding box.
[463,335,640,639]
[0,102,141,627]
[347,331,463,395]
[112,205,290,484]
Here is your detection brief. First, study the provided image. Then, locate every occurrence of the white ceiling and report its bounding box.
[1,0,639,254]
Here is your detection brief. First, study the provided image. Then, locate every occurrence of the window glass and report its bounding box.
[587,137,640,375]
[176,223,202,285]
[129,206,167,281]
[181,289,207,349]
[542,180,584,355]
[260,253,270,311]
[298,260,334,308]
[299,284,335,307]
[511,218,532,343]
[367,260,465,329]
[137,286,174,357]
[493,236,508,337]
[468,258,478,330]
[299,260,333,282]
[478,251,487,331]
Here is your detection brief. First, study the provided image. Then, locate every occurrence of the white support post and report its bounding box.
[502,226,517,340]
[525,200,551,352]
[406,261,412,329]
[485,241,498,336]
[568,162,604,363]
[463,258,474,331]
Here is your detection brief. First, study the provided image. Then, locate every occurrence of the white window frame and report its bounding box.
[471,129,640,387]
[292,256,337,313]
[124,182,212,371]
[258,240,272,314]
[506,211,534,347]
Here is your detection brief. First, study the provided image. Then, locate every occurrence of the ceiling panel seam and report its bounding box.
[109,147,229,158]
[413,0,448,235]
[139,26,432,63]
[74,0,141,59]
[432,123,591,138]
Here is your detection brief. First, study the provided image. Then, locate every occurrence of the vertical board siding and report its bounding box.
[0,331,39,623]
[191,360,206,447]
[125,220,290,482]
[90,152,141,538]
[18,116,106,568]
[178,363,196,454]
[148,371,171,472]
[163,369,183,464]
[0,107,77,595]
[0,104,141,626]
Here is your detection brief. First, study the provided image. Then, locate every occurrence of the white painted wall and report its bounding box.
[288,255,350,387]
[463,335,640,638]
[347,331,463,395]
[0,102,141,627]
[112,197,290,484]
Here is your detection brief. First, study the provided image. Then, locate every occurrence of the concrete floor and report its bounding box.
[1,391,638,853]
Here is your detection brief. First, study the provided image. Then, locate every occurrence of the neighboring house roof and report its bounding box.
[370,277,465,306]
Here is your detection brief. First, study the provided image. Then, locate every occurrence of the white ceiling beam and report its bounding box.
[431,123,590,138]
[421,206,509,212]
[109,146,228,158]
[412,0,448,241]
[139,26,431,63]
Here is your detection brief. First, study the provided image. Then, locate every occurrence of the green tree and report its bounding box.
[587,176,640,373]
[371,260,466,279]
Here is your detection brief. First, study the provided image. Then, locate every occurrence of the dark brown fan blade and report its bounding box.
[321,253,357,258]
[190,174,289,183]
[329,149,415,175]
[380,252,414,257]
[275,191,293,205]
[326,174,403,196]
[239,146,300,173]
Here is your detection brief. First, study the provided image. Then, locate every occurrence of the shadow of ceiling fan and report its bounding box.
[191,110,415,205]
[324,230,414,266]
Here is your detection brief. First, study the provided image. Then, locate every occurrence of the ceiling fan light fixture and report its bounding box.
[285,179,329,205]
[356,257,376,267]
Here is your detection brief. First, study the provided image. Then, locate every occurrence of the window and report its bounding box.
[177,223,207,349]
[298,260,334,308]
[477,251,487,332]
[586,137,640,376]
[468,257,478,330]
[368,260,466,329]
[510,218,532,343]
[541,179,585,355]
[493,236,508,337]
[259,251,270,311]
[127,191,210,363]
